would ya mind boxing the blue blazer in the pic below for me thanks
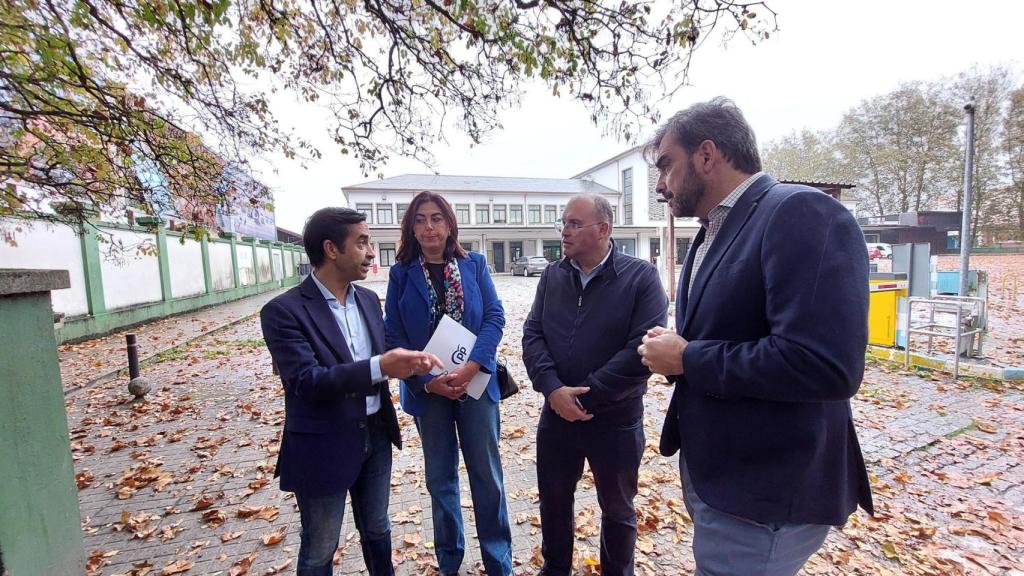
[385,252,505,416]
[260,276,400,497]
[659,175,873,526]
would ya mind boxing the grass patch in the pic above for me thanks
[154,348,185,362]
[945,422,978,438]
[233,338,266,349]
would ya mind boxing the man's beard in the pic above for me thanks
[670,164,705,218]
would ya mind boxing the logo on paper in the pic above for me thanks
[451,345,468,365]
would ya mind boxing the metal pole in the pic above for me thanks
[667,212,676,303]
[126,333,140,380]
[953,304,962,380]
[959,101,976,297]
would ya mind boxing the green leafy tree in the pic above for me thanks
[835,82,961,217]
[945,65,1016,244]
[1,0,778,231]
[1004,87,1024,237]
[761,129,847,184]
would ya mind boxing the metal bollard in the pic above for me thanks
[126,334,140,380]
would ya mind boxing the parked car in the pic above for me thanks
[869,243,893,258]
[511,256,550,277]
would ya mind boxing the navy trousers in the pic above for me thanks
[536,401,645,576]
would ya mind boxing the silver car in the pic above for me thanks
[511,256,550,277]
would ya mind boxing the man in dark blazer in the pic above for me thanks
[638,98,873,576]
[261,207,441,576]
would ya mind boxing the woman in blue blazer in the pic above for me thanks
[384,191,512,576]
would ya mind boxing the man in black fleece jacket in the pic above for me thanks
[523,194,668,576]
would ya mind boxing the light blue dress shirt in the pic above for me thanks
[310,272,386,415]
[571,243,614,289]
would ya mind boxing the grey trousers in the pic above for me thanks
[680,459,831,576]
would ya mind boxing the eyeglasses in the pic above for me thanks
[554,219,603,233]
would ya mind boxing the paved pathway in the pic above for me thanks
[67,275,1023,575]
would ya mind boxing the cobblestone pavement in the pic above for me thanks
[58,288,290,394]
[67,275,1024,576]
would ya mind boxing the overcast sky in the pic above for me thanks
[257,0,1022,233]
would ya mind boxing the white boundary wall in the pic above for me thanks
[101,229,162,310]
[0,220,88,316]
[166,236,205,298]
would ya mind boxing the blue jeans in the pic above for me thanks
[416,393,513,575]
[680,457,831,576]
[295,415,394,576]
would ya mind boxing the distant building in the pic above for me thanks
[858,211,962,254]
[344,150,861,274]
[342,173,662,273]
[276,226,302,245]
[779,181,859,214]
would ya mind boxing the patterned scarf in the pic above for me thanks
[420,255,464,325]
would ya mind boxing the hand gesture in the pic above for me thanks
[381,348,444,380]
[638,332,687,376]
[424,372,465,400]
[446,360,480,390]
[548,386,593,422]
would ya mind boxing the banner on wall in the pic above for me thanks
[215,165,277,240]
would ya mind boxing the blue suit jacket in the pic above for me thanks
[384,252,505,416]
[260,276,400,497]
[659,175,874,526]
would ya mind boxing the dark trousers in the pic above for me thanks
[294,414,394,576]
[536,404,645,576]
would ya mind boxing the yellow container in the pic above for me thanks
[868,279,908,347]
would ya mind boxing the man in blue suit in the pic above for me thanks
[638,98,873,576]
[261,207,441,576]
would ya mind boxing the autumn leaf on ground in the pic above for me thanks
[972,418,998,433]
[76,469,95,489]
[403,532,422,547]
[261,526,287,546]
[254,506,280,522]
[264,559,292,574]
[191,494,218,511]
[201,509,228,527]
[160,559,194,575]
[228,550,258,576]
[974,472,1001,486]
[221,530,245,542]
[159,522,183,541]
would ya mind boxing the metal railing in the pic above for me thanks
[904,295,987,380]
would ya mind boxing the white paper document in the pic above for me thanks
[422,315,491,399]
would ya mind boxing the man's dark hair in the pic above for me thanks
[302,207,366,268]
[644,97,762,174]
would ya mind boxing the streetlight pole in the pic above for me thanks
[959,101,976,297]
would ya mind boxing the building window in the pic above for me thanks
[543,205,557,223]
[493,205,507,224]
[476,205,490,224]
[397,203,407,224]
[461,241,474,252]
[356,203,373,224]
[676,238,691,263]
[455,204,470,224]
[510,205,523,224]
[543,240,562,261]
[378,243,396,266]
[377,203,393,225]
[622,167,633,225]
[528,205,541,224]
